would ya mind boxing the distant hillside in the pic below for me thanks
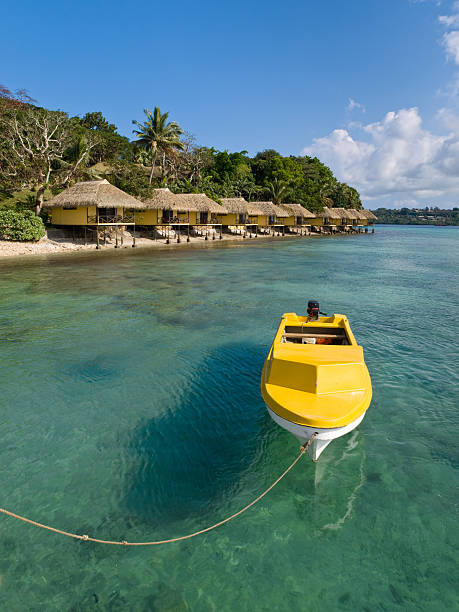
[374,207,459,226]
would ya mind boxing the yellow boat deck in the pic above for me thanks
[261,313,372,428]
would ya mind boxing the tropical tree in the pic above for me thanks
[0,105,98,214]
[267,177,290,204]
[132,107,184,183]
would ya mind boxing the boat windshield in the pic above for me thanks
[281,326,350,345]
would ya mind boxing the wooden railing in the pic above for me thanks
[87,214,135,224]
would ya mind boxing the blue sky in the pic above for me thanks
[2,0,459,208]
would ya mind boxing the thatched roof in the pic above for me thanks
[280,203,315,218]
[346,208,361,219]
[247,202,263,215]
[46,179,145,209]
[143,188,197,211]
[220,197,263,215]
[346,208,369,220]
[360,209,378,220]
[322,206,342,219]
[250,201,289,217]
[272,204,289,218]
[174,193,227,214]
[332,207,354,220]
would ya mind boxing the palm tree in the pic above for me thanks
[267,178,290,204]
[132,107,184,183]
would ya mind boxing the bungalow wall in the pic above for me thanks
[135,210,225,226]
[134,209,159,225]
[283,216,296,226]
[257,214,268,226]
[50,206,138,225]
[51,206,96,225]
[258,214,282,226]
[220,213,257,225]
[310,216,325,226]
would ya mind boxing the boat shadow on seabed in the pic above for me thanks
[123,342,279,529]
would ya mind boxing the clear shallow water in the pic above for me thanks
[0,226,458,611]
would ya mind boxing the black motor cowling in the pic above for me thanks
[307,299,320,320]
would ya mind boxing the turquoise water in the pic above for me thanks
[0,226,458,611]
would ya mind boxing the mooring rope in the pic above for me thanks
[0,434,317,546]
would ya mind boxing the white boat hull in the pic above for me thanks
[267,408,366,461]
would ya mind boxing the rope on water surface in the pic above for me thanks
[0,434,318,546]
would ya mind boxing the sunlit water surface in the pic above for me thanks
[0,226,458,611]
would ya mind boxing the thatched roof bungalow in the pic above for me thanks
[136,190,228,226]
[174,193,226,214]
[330,208,354,226]
[143,188,195,211]
[250,201,289,224]
[137,188,197,225]
[46,179,144,225]
[322,206,342,221]
[360,209,378,221]
[346,208,361,223]
[174,193,227,225]
[280,203,315,226]
[346,208,373,225]
[220,197,263,226]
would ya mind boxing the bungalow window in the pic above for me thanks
[324,217,329,225]
[98,207,115,221]
[342,218,346,225]
[296,216,302,225]
[200,211,208,224]
[163,209,173,222]
[238,213,247,224]
[268,215,275,225]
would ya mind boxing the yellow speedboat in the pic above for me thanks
[261,301,372,461]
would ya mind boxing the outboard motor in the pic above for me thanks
[307,299,320,321]
[307,299,327,321]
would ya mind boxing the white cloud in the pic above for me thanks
[298,2,459,208]
[443,30,459,63]
[347,98,366,113]
[439,14,459,27]
[436,106,459,129]
[302,107,459,203]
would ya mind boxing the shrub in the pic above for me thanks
[0,209,45,241]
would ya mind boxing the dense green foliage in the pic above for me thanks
[0,209,45,241]
[0,85,363,215]
[374,207,459,225]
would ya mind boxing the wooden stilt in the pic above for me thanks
[115,228,119,248]
[96,229,100,249]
